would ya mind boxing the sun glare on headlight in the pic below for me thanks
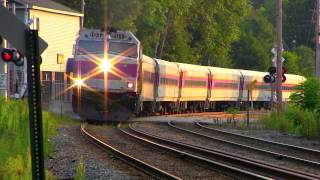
[75,78,84,86]
[101,59,111,72]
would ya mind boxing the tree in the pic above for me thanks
[231,8,274,71]
[187,0,251,66]
[54,0,104,28]
[290,78,320,111]
[294,46,315,77]
[283,51,300,74]
[283,0,315,49]
[107,0,142,32]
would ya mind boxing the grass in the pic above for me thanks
[0,97,78,179]
[75,156,85,180]
[263,105,320,139]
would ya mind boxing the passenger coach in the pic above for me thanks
[67,29,306,121]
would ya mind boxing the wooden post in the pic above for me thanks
[275,0,283,113]
[247,89,250,127]
[1,0,7,98]
[81,0,85,29]
[316,0,320,79]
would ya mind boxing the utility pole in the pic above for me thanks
[81,0,85,29]
[316,0,320,79]
[1,0,7,98]
[276,0,283,113]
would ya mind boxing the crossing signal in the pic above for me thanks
[282,66,286,82]
[264,66,276,83]
[263,74,275,83]
[268,66,276,75]
[1,48,24,66]
[263,66,287,83]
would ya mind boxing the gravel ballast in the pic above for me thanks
[133,123,320,176]
[47,125,148,179]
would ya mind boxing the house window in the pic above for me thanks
[55,72,64,82]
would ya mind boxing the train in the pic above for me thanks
[66,29,305,121]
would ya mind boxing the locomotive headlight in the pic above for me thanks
[101,59,111,72]
[127,82,134,89]
[75,78,84,86]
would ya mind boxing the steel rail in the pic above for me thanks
[169,121,320,167]
[196,121,320,156]
[80,123,181,180]
[129,123,319,180]
[119,124,271,180]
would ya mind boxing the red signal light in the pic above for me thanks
[3,52,12,61]
[282,67,286,74]
[282,75,286,83]
[1,49,24,66]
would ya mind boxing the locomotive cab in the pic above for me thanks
[71,29,141,121]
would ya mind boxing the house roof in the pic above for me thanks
[13,0,83,16]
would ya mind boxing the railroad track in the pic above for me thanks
[130,123,319,180]
[80,123,181,180]
[122,124,269,179]
[168,121,320,168]
[196,121,320,159]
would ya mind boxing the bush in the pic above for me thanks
[263,78,320,139]
[226,107,240,120]
[264,105,320,138]
[0,97,76,179]
[290,78,320,111]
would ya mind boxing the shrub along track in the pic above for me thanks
[81,124,233,180]
[133,122,320,179]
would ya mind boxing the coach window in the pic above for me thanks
[143,71,153,83]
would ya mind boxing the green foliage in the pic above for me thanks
[283,0,315,49]
[283,46,315,77]
[0,97,76,179]
[264,106,320,138]
[290,78,320,111]
[294,46,315,77]
[54,0,316,75]
[54,0,250,67]
[231,0,315,75]
[265,78,320,139]
[226,107,240,116]
[75,157,85,180]
[226,107,240,120]
[186,0,251,66]
[232,8,274,71]
[283,51,300,74]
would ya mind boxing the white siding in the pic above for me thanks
[30,9,80,72]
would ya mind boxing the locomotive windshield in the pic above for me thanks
[109,42,137,58]
[77,40,137,58]
[77,40,104,54]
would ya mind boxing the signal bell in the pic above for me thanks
[1,48,24,66]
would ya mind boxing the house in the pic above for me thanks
[5,0,83,98]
